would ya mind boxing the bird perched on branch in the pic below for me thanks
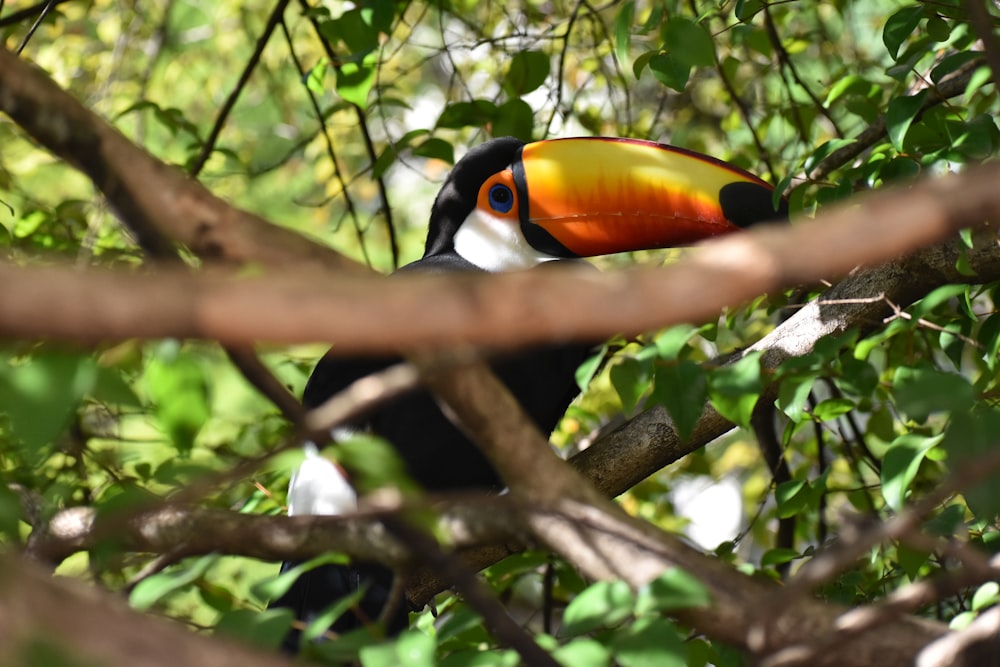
[270,136,788,654]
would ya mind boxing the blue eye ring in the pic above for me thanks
[488,184,514,213]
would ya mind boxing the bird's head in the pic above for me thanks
[424,136,788,272]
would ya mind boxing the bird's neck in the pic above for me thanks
[453,209,560,272]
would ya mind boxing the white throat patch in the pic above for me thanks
[453,208,559,272]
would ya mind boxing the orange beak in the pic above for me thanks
[475,137,786,257]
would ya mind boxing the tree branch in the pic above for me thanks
[0,46,365,273]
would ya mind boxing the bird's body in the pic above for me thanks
[271,136,787,654]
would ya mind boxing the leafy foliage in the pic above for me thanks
[1,0,999,665]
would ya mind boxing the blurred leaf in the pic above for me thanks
[412,137,455,164]
[144,351,210,453]
[761,548,800,567]
[215,608,293,649]
[972,581,1000,611]
[504,51,549,97]
[610,357,651,416]
[775,479,809,519]
[306,59,328,94]
[707,352,762,429]
[654,325,698,360]
[886,90,929,151]
[612,617,687,667]
[648,53,690,91]
[614,1,635,72]
[0,349,97,454]
[360,630,435,667]
[492,99,534,142]
[634,567,710,614]
[942,408,1000,520]
[651,361,707,440]
[881,432,942,512]
[662,17,715,67]
[811,397,855,422]
[891,365,975,423]
[553,639,611,667]
[130,555,217,611]
[336,53,378,108]
[563,580,635,636]
[883,6,924,60]
[575,345,608,392]
[437,100,498,129]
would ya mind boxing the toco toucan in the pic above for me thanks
[270,136,788,653]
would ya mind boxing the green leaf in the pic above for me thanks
[896,542,930,579]
[972,581,1000,611]
[649,53,691,91]
[942,408,1000,520]
[412,137,454,164]
[735,0,765,22]
[964,66,994,106]
[654,325,698,360]
[662,17,715,67]
[328,9,379,55]
[436,100,498,129]
[144,351,210,453]
[651,361,707,440]
[925,15,951,42]
[0,349,97,454]
[931,51,982,84]
[886,90,929,151]
[811,397,855,422]
[215,608,294,649]
[834,356,879,399]
[634,567,711,614]
[336,53,377,108]
[360,630,435,667]
[491,98,534,141]
[707,352,762,428]
[130,555,217,610]
[553,639,611,667]
[610,357,651,416]
[562,580,635,636]
[612,617,688,667]
[891,365,975,423]
[306,59,328,94]
[614,1,635,71]
[575,345,608,392]
[761,548,801,567]
[776,368,818,423]
[910,284,970,318]
[883,6,924,60]
[775,479,809,519]
[504,50,550,97]
[881,432,942,512]
[338,434,419,493]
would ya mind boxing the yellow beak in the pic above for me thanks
[476,137,786,257]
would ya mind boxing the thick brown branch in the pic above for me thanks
[0,46,364,273]
[0,161,997,349]
[0,554,292,667]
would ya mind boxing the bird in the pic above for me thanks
[270,136,788,654]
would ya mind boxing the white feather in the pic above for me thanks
[287,443,357,517]
[453,208,559,272]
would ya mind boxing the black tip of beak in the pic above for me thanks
[720,182,789,228]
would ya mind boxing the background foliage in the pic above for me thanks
[1,0,999,665]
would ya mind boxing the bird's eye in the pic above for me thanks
[488,184,514,213]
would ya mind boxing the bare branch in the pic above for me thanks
[0,160,997,350]
[0,46,365,273]
[0,554,293,667]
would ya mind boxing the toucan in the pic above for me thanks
[270,136,788,653]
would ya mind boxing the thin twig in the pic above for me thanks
[188,0,292,176]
